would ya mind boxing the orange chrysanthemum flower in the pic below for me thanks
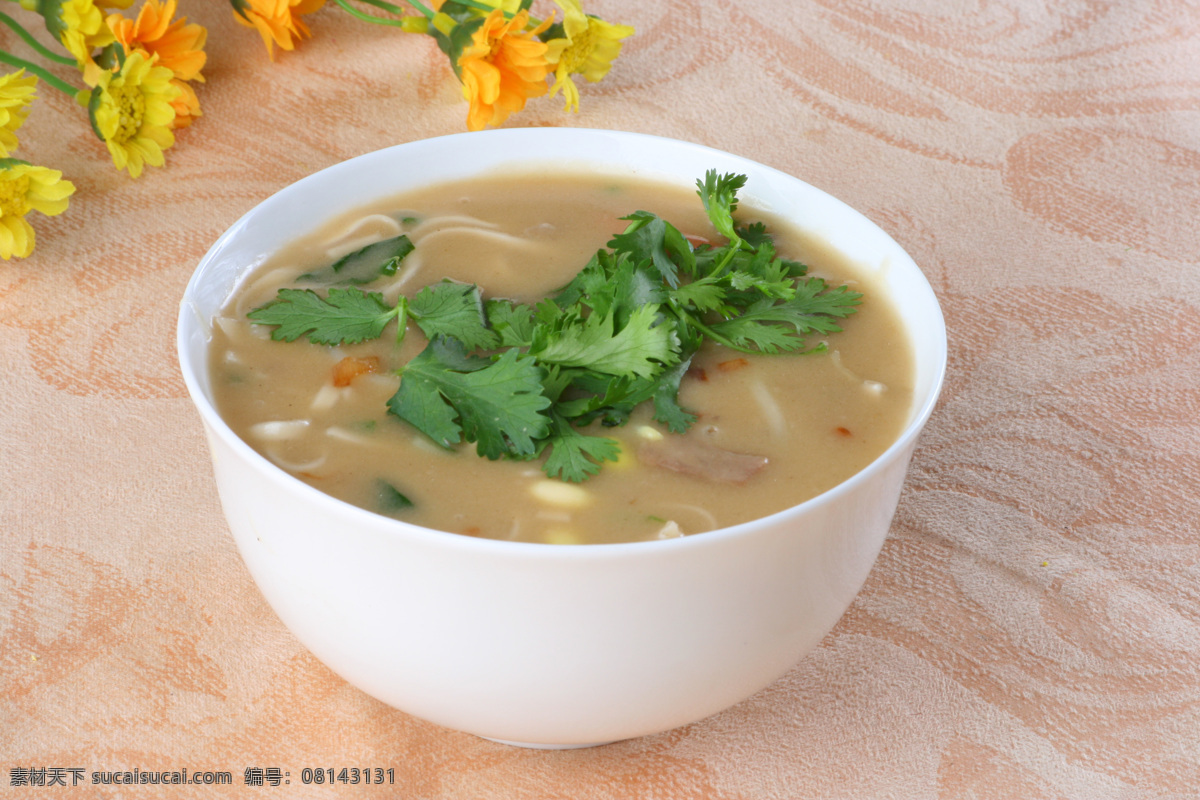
[232,0,326,59]
[457,10,551,132]
[167,78,201,128]
[108,0,207,82]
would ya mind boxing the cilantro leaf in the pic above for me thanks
[552,251,618,311]
[410,281,498,351]
[388,338,551,459]
[247,169,864,484]
[553,250,667,329]
[386,355,466,450]
[550,353,697,434]
[486,298,536,347]
[709,279,862,353]
[552,373,638,426]
[708,315,807,353]
[727,241,794,297]
[738,221,772,249]
[696,171,748,246]
[726,268,794,301]
[538,363,575,405]
[247,287,399,344]
[769,278,862,325]
[670,276,727,314]
[541,415,621,482]
[376,479,415,515]
[648,357,698,433]
[608,211,694,286]
[532,305,679,379]
[300,235,415,285]
[608,257,669,327]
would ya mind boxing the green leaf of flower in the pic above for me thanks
[429,14,485,80]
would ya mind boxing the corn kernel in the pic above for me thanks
[544,527,583,545]
[607,445,637,471]
[636,425,664,442]
[530,480,592,509]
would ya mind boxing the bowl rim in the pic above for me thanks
[178,128,947,557]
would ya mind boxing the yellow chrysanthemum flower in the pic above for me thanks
[84,51,179,178]
[108,0,206,128]
[544,0,634,113]
[458,10,551,132]
[0,159,75,259]
[232,0,326,59]
[109,0,207,83]
[0,71,38,158]
[56,0,117,74]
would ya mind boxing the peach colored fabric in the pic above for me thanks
[4,1,1199,797]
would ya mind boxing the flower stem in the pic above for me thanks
[395,0,436,20]
[332,0,410,27]
[0,10,74,65]
[359,0,413,15]
[445,0,519,18]
[0,50,78,96]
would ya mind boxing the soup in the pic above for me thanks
[208,171,914,544]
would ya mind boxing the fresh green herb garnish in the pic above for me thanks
[386,338,550,459]
[541,412,622,482]
[376,479,415,515]
[247,280,494,347]
[246,287,396,345]
[300,234,415,285]
[697,171,747,248]
[248,171,862,482]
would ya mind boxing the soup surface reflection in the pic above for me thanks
[209,172,914,544]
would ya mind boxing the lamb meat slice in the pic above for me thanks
[638,435,768,484]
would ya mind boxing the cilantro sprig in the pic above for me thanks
[247,286,398,345]
[387,338,549,459]
[247,280,496,348]
[247,171,862,482]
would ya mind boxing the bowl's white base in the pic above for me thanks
[482,736,617,750]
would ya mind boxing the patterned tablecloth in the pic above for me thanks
[4,1,1198,797]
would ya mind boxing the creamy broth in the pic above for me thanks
[209,172,914,544]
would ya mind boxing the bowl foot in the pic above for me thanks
[481,736,617,750]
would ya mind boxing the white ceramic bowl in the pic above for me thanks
[178,129,946,748]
